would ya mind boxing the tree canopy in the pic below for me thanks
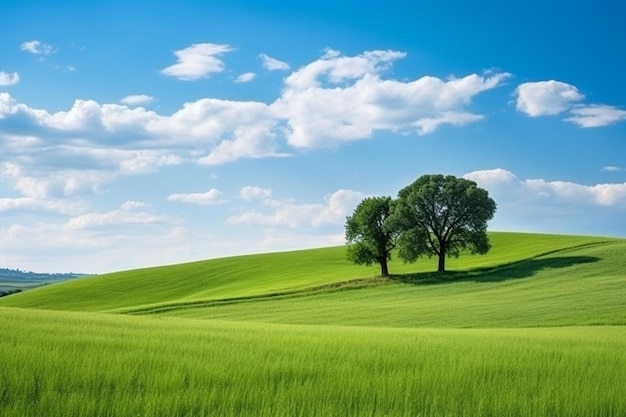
[345,196,397,277]
[392,174,496,272]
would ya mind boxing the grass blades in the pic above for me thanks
[1,232,625,416]
[1,307,625,417]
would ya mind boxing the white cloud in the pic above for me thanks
[196,121,290,165]
[463,168,517,188]
[226,189,366,228]
[0,49,511,178]
[285,48,406,90]
[0,197,86,215]
[66,201,172,230]
[120,95,154,106]
[20,40,56,55]
[117,151,183,174]
[462,168,626,207]
[274,50,510,147]
[0,221,208,273]
[120,200,150,210]
[161,43,233,80]
[148,97,272,145]
[603,166,624,172]
[0,71,19,86]
[515,80,584,116]
[516,80,626,128]
[413,111,483,135]
[240,186,272,200]
[1,162,115,198]
[167,189,226,205]
[259,53,290,71]
[522,179,626,206]
[235,72,256,83]
[565,104,626,128]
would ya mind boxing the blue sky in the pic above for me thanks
[1,0,625,273]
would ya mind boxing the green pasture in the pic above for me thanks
[151,238,626,327]
[1,232,625,416]
[1,308,625,417]
[0,232,614,313]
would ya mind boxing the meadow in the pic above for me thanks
[1,232,625,416]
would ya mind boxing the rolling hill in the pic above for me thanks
[1,232,620,321]
[1,231,625,417]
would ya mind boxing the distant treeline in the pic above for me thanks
[0,268,87,282]
[0,288,22,298]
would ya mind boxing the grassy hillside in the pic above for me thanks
[1,231,626,417]
[0,232,615,314]
[0,233,626,417]
[154,238,626,328]
[1,307,625,417]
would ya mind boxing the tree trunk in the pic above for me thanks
[380,258,389,277]
[437,242,446,272]
[438,252,445,272]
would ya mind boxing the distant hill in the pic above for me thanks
[2,232,623,324]
[0,268,86,282]
[0,268,88,296]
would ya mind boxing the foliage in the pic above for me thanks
[393,174,496,272]
[345,196,398,276]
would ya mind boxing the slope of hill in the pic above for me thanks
[154,238,626,328]
[0,269,85,295]
[1,231,625,417]
[0,232,620,321]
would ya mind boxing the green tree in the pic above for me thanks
[345,196,398,277]
[392,174,496,273]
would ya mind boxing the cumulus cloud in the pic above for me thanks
[226,189,366,228]
[0,71,19,86]
[167,189,226,205]
[240,186,272,200]
[0,48,512,190]
[120,95,154,106]
[284,48,406,90]
[1,161,115,198]
[66,201,172,230]
[20,40,56,55]
[516,80,626,128]
[196,122,290,165]
[413,111,483,135]
[515,80,584,116]
[522,179,626,206]
[235,72,256,83]
[462,168,626,207]
[259,53,290,71]
[274,50,510,147]
[0,197,86,215]
[161,43,233,80]
[0,221,209,273]
[565,104,626,128]
[463,168,517,188]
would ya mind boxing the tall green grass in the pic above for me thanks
[1,307,625,417]
[1,232,624,416]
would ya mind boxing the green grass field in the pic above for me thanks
[1,232,625,416]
